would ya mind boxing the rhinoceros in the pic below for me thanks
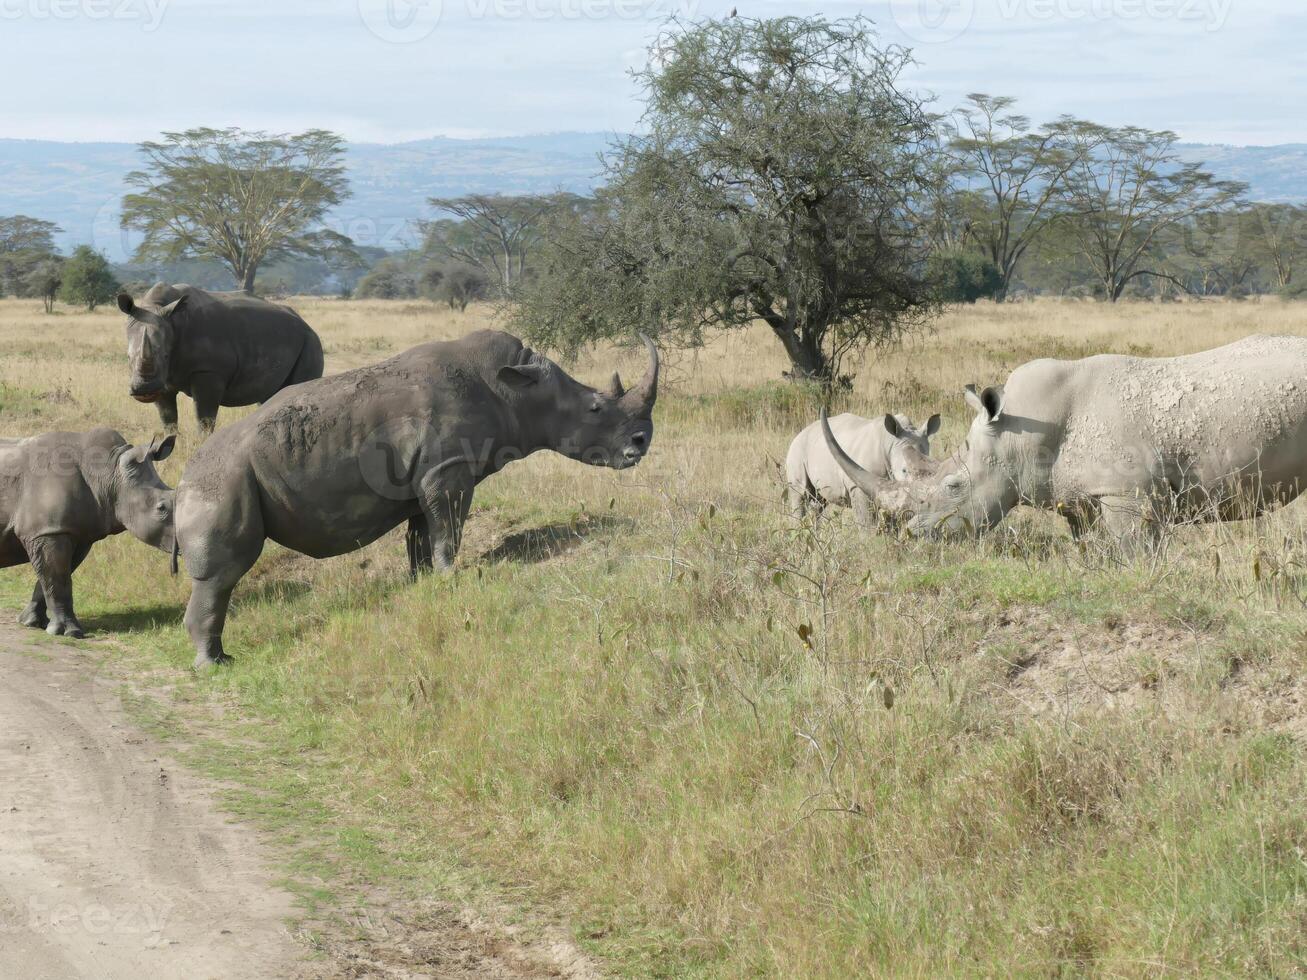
[786,411,939,521]
[0,429,176,638]
[175,329,658,668]
[118,283,324,435]
[824,335,1307,546]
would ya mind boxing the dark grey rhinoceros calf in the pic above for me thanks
[176,330,658,668]
[0,429,176,638]
[118,283,324,435]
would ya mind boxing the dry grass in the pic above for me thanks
[1,295,1305,977]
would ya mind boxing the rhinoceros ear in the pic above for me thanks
[964,384,1004,422]
[882,414,903,438]
[497,363,548,390]
[926,413,942,437]
[161,295,188,318]
[117,292,135,315]
[150,433,177,462]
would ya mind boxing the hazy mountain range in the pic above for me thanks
[1,133,1304,262]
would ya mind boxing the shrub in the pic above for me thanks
[353,259,418,299]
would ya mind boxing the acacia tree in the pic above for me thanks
[946,94,1087,301]
[121,127,356,294]
[514,16,938,383]
[1244,203,1307,289]
[1058,124,1246,301]
[422,194,573,296]
[22,258,63,313]
[0,214,62,296]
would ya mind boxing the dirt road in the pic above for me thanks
[0,622,599,980]
[0,625,303,980]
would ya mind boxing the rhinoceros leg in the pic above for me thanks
[156,391,180,435]
[181,506,265,669]
[1096,493,1164,554]
[18,580,49,630]
[190,372,224,437]
[408,468,474,578]
[26,535,89,639]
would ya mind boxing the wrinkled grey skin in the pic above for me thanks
[828,335,1307,548]
[176,330,658,669]
[786,411,939,524]
[0,429,176,639]
[119,283,324,436]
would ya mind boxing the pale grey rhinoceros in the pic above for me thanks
[175,330,658,668]
[824,335,1307,547]
[786,411,939,522]
[118,283,324,435]
[0,429,176,638]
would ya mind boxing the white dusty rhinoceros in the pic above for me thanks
[175,330,658,669]
[0,429,176,638]
[823,335,1307,546]
[785,411,939,522]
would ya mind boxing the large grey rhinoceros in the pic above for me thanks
[786,411,939,521]
[824,335,1307,546]
[0,429,176,638]
[176,329,658,668]
[118,283,324,435]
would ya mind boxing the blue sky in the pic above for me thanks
[0,0,1301,144]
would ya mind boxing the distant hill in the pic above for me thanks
[1,133,1304,261]
[0,133,616,261]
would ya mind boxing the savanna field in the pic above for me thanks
[1,295,1305,976]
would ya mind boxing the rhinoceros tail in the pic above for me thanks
[171,536,180,577]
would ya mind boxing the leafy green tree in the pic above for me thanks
[1058,124,1245,301]
[22,257,64,313]
[946,94,1086,301]
[514,16,939,383]
[121,127,357,294]
[927,249,1002,303]
[58,246,119,310]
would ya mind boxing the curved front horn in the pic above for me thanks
[623,333,659,414]
[820,407,893,504]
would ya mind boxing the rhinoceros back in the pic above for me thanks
[182,332,526,559]
[165,285,324,406]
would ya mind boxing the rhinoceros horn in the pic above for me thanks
[618,333,659,415]
[820,407,895,504]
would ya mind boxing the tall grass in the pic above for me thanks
[1,295,1304,976]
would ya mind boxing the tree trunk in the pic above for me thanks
[239,264,257,295]
[771,325,830,383]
